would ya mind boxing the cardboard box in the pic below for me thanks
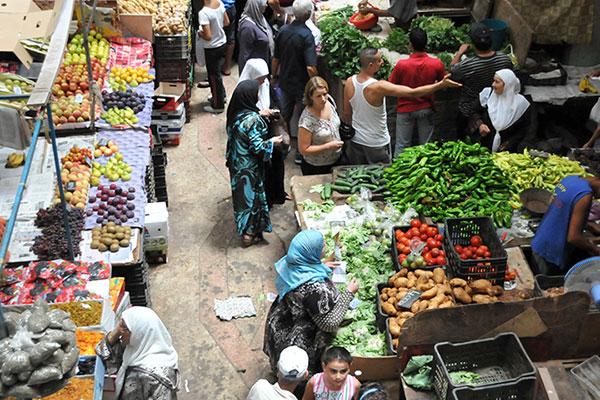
[0,0,63,68]
[118,13,153,42]
[144,202,168,252]
[153,82,186,111]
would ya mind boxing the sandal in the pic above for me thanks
[285,193,294,201]
[242,234,263,247]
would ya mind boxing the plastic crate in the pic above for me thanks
[433,333,536,400]
[451,376,537,400]
[444,217,507,284]
[391,225,447,271]
[160,133,181,146]
[571,355,600,399]
[155,59,191,82]
[533,274,565,297]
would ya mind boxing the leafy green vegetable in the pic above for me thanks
[383,28,410,54]
[318,6,391,80]
[300,199,335,214]
[326,224,394,356]
[410,16,470,53]
[449,371,481,385]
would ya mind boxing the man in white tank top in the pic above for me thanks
[342,48,461,165]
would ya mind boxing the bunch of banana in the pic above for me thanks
[579,75,598,94]
[5,152,25,168]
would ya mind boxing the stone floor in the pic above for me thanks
[147,70,302,399]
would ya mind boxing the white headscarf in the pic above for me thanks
[238,58,271,111]
[240,0,275,55]
[115,307,179,396]
[480,69,530,151]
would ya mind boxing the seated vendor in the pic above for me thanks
[532,175,600,275]
[358,0,417,29]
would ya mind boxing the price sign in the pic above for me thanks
[396,289,422,309]
[74,94,84,104]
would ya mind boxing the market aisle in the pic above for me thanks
[148,70,301,399]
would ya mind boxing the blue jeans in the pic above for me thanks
[395,108,434,155]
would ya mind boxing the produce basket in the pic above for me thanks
[533,274,565,298]
[519,188,553,216]
[519,65,567,86]
[433,333,536,400]
[384,318,397,355]
[444,217,507,284]
[392,225,447,272]
[375,283,387,332]
[451,376,537,400]
[571,355,600,399]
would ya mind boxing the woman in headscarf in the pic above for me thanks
[237,0,275,74]
[238,59,290,208]
[477,69,531,152]
[227,80,283,247]
[95,307,179,400]
[263,230,359,374]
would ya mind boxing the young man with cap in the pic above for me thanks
[246,346,309,400]
[450,23,513,140]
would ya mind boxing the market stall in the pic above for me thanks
[289,139,600,398]
[0,0,187,397]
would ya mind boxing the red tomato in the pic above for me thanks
[436,256,446,265]
[439,250,445,257]
[435,240,442,248]
[402,247,410,255]
[435,234,443,242]
[410,219,421,228]
[460,253,468,260]
[399,254,407,263]
[423,251,433,262]
[475,247,486,257]
[419,224,429,234]
[395,230,403,240]
[463,249,473,259]
[454,244,463,254]
[410,227,420,237]
[423,246,430,254]
[400,237,410,246]
[484,251,491,258]
[396,243,403,251]
[431,248,440,257]
[479,245,489,253]
[420,233,428,241]
[426,238,437,249]
[470,235,483,247]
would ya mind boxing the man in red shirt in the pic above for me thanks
[389,28,446,155]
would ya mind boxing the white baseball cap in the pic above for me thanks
[277,346,309,379]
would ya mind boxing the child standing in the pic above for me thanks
[302,347,361,400]
[198,0,230,113]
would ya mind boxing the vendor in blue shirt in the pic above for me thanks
[532,175,600,275]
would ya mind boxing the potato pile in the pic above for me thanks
[117,0,157,14]
[155,0,189,35]
[381,268,504,351]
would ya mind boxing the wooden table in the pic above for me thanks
[290,174,332,230]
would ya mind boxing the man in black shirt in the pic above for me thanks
[451,23,513,140]
[271,0,318,163]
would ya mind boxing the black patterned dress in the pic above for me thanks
[263,279,354,373]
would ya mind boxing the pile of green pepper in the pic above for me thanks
[384,141,514,227]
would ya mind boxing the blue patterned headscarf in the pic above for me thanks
[275,230,331,299]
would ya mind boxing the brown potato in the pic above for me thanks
[449,278,467,287]
[470,279,493,294]
[417,274,429,286]
[416,281,434,292]
[472,294,492,304]
[396,289,408,300]
[439,300,454,308]
[415,270,434,279]
[432,268,446,284]
[387,297,396,304]
[382,287,390,294]
[389,318,401,337]
[410,300,421,313]
[380,293,389,302]
[418,300,430,311]
[487,285,504,297]
[394,277,409,288]
[392,338,399,349]
[453,287,472,304]
[399,268,409,277]
[407,272,416,280]
[398,311,414,319]
[388,276,396,286]
[407,278,416,289]
[420,286,438,300]
[464,285,473,295]
[438,283,452,295]
[382,302,397,316]
[397,317,407,327]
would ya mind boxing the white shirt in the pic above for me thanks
[246,380,297,400]
[198,3,226,49]
[350,75,390,147]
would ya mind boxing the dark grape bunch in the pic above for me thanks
[87,183,136,226]
[31,205,85,260]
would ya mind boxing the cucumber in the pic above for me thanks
[332,184,351,193]
[333,178,352,188]
[361,183,378,190]
[321,183,332,200]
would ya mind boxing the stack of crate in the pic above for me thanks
[112,260,152,307]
